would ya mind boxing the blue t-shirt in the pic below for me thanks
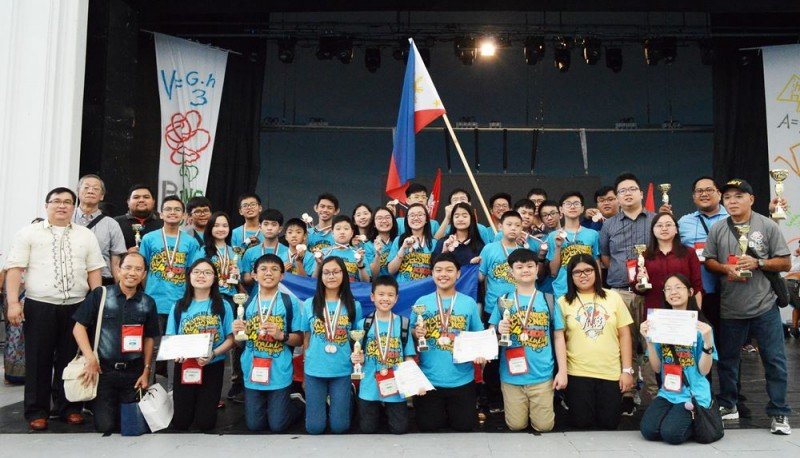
[489,291,564,385]
[653,331,717,408]
[301,298,363,378]
[364,240,391,278]
[441,224,495,245]
[307,227,335,253]
[231,225,264,251]
[239,292,302,391]
[166,298,234,365]
[396,218,440,236]
[208,245,238,297]
[355,315,417,403]
[678,208,729,294]
[318,246,362,282]
[479,241,519,315]
[410,292,484,388]
[388,236,435,283]
[139,230,202,314]
[240,242,290,275]
[546,228,600,300]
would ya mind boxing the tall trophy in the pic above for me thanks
[233,293,249,341]
[497,297,514,346]
[634,244,652,290]
[736,225,753,278]
[349,330,366,380]
[658,183,672,205]
[411,304,429,352]
[227,254,240,285]
[769,169,789,220]
[132,223,143,247]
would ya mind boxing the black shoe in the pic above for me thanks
[621,397,637,417]
[227,383,243,401]
[791,328,800,339]
[738,402,752,419]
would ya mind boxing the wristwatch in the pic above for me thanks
[757,259,765,269]
[622,367,634,375]
[702,346,714,355]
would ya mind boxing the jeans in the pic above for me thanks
[640,396,693,444]
[304,374,352,434]
[244,386,301,432]
[717,305,791,416]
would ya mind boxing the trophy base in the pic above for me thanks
[227,280,239,285]
[235,332,248,342]
[772,211,786,220]
[498,338,511,347]
[739,269,753,278]
[637,280,652,291]
[417,344,429,352]
[351,373,364,381]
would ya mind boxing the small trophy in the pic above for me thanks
[634,244,652,290]
[233,293,249,342]
[411,304,429,352]
[132,224,143,247]
[658,183,672,205]
[349,330,366,380]
[226,254,240,285]
[769,169,789,220]
[497,297,514,347]
[736,225,753,278]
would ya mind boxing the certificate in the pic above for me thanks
[646,309,698,346]
[156,333,213,361]
[394,360,435,398]
[452,329,499,363]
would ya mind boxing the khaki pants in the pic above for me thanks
[501,380,555,432]
[612,289,657,397]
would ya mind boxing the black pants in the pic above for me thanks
[172,360,225,432]
[153,314,169,379]
[358,398,409,434]
[94,362,142,433]
[230,345,244,385]
[703,293,721,342]
[479,311,502,407]
[565,375,622,430]
[23,299,81,421]
[414,382,476,432]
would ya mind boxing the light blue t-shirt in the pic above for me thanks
[364,240,391,278]
[166,298,234,365]
[240,242,290,275]
[489,291,564,385]
[678,208,728,294]
[653,331,717,408]
[410,292,484,388]
[317,246,362,282]
[355,314,416,403]
[396,218,440,237]
[239,292,302,391]
[208,245,239,297]
[388,236,434,283]
[301,298,363,378]
[231,225,264,251]
[479,241,519,315]
[546,228,600,300]
[307,227,335,253]
[139,229,202,314]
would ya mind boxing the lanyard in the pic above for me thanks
[436,293,457,334]
[257,291,279,327]
[575,294,599,328]
[373,315,394,366]
[322,299,343,342]
[161,230,181,270]
[515,290,539,329]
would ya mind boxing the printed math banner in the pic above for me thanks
[154,33,228,204]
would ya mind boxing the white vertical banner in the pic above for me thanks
[154,33,228,204]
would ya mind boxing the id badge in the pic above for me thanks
[181,359,203,385]
[506,347,529,376]
[121,324,144,353]
[375,368,399,397]
[662,364,683,393]
[250,357,272,385]
[694,242,706,262]
[626,259,638,283]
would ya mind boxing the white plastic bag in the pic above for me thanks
[138,383,173,432]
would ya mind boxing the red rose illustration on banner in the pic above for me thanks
[165,110,211,165]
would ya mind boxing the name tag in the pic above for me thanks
[376,369,399,397]
[121,324,144,353]
[626,259,638,283]
[250,357,272,385]
[181,359,203,385]
[662,364,683,393]
[506,346,529,376]
[694,242,706,262]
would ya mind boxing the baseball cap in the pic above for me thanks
[720,178,754,195]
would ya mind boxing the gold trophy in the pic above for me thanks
[497,297,514,346]
[736,225,753,278]
[132,224,143,247]
[411,304,429,352]
[226,254,240,285]
[769,169,789,220]
[349,330,366,380]
[233,293,249,341]
[634,244,652,290]
[658,183,671,205]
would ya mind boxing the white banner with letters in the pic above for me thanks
[155,33,228,204]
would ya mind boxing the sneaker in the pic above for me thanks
[621,397,637,417]
[719,405,739,420]
[290,392,306,404]
[226,383,243,401]
[742,344,758,353]
[771,416,791,435]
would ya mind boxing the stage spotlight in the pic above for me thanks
[643,38,660,66]
[524,36,546,65]
[277,37,296,64]
[582,38,602,65]
[605,47,623,73]
[365,47,380,73]
[316,36,336,60]
[479,37,497,57]
[392,39,409,61]
[419,47,431,67]
[454,36,476,65]
[336,36,354,64]
[643,37,676,66]
[554,37,571,72]
[661,37,677,64]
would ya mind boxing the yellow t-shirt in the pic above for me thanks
[558,289,633,381]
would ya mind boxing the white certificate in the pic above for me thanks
[647,309,698,346]
[156,333,213,361]
[452,329,499,363]
[394,360,435,398]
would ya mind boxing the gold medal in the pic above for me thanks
[520,333,529,342]
[166,270,175,279]
[438,336,451,346]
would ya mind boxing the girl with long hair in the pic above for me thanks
[203,212,240,299]
[366,206,398,279]
[387,203,435,282]
[432,202,485,266]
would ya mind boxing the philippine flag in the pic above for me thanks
[385,38,446,201]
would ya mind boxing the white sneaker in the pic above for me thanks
[719,405,739,420]
[771,416,791,435]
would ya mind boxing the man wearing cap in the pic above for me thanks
[703,178,792,435]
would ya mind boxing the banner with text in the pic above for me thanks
[155,33,228,204]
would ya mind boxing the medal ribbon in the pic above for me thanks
[217,246,230,277]
[515,290,539,330]
[373,315,394,367]
[436,293,457,336]
[161,230,181,273]
[261,239,279,256]
[322,299,343,342]
[257,290,279,328]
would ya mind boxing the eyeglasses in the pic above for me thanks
[541,211,560,219]
[48,199,75,207]
[663,285,688,293]
[693,188,718,196]
[322,269,343,277]
[191,269,215,277]
[530,198,545,205]
[240,202,260,209]
[374,215,393,222]
[617,186,640,195]
[121,265,145,273]
[256,266,281,274]
[597,197,616,204]
[191,208,211,216]
[407,213,426,220]
[80,186,102,192]
[655,223,676,229]
[162,206,183,213]
[571,268,595,277]
[492,204,510,210]
[562,201,582,209]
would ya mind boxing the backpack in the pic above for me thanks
[352,313,410,355]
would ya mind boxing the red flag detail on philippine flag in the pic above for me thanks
[645,182,656,212]
[427,168,443,219]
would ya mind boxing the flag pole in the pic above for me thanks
[441,113,497,233]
